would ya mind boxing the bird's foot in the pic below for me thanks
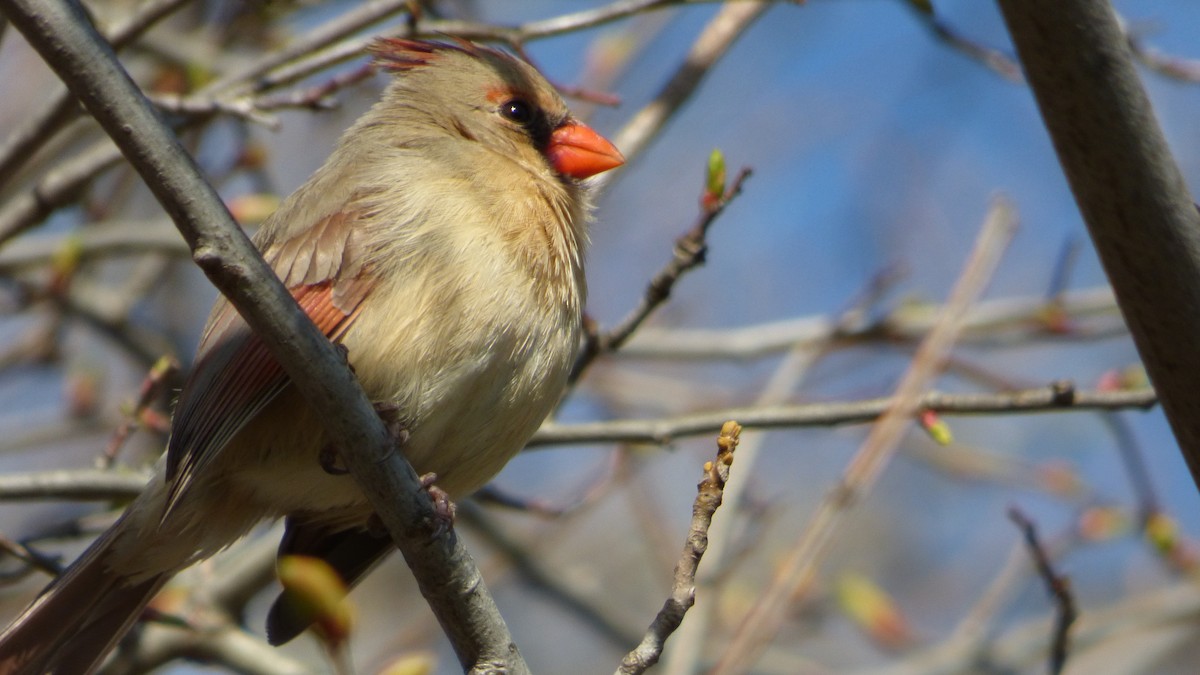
[419,472,456,536]
[318,445,348,475]
[319,404,409,475]
[373,401,410,446]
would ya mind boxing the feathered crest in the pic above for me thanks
[368,37,497,72]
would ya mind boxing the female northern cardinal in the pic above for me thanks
[0,38,623,673]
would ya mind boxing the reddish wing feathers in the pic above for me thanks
[165,200,374,518]
[163,282,363,517]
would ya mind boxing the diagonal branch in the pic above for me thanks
[0,1,527,672]
[617,421,742,674]
[571,167,752,383]
[710,198,1019,674]
[996,0,1200,495]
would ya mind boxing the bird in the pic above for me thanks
[0,37,623,674]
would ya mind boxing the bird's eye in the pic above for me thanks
[500,99,536,127]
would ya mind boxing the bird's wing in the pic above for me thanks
[163,208,374,518]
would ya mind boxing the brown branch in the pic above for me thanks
[712,198,1018,674]
[570,167,752,383]
[1125,21,1200,83]
[457,502,639,651]
[0,0,193,189]
[616,421,741,675]
[595,1,771,187]
[996,0,1200,494]
[0,468,150,501]
[100,356,178,467]
[529,383,1157,448]
[1,2,528,672]
[899,0,1023,82]
[1008,507,1077,675]
[618,286,1124,361]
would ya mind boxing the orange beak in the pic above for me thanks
[546,121,624,179]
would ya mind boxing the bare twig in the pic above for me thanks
[898,0,1023,82]
[0,534,62,579]
[711,198,1018,674]
[596,1,771,189]
[571,167,752,383]
[0,384,1155,504]
[200,0,414,95]
[0,220,186,273]
[458,502,639,650]
[2,2,528,672]
[1008,507,1077,675]
[1099,412,1160,525]
[663,275,899,675]
[1124,21,1200,82]
[101,623,309,675]
[236,0,780,97]
[619,286,1124,361]
[100,356,177,467]
[617,421,741,674]
[529,383,1157,448]
[0,0,193,189]
[0,139,130,246]
[856,576,1200,675]
[0,469,150,501]
[253,63,377,112]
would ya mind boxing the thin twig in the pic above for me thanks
[1099,412,1160,525]
[1008,507,1077,675]
[616,421,741,674]
[0,139,131,246]
[595,1,771,191]
[898,0,1023,83]
[200,0,415,95]
[0,469,150,501]
[0,534,63,579]
[458,503,639,650]
[100,356,178,467]
[1124,20,1200,83]
[0,0,193,189]
[0,220,186,273]
[529,383,1157,448]
[711,198,1019,674]
[571,167,752,383]
[236,0,780,97]
[2,2,528,671]
[619,286,1124,361]
[662,272,902,675]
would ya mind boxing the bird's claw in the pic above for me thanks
[419,472,456,536]
[318,445,348,475]
[373,401,409,446]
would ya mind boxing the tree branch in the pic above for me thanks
[996,0,1200,493]
[0,1,527,672]
[529,383,1156,448]
[712,198,1018,674]
[617,421,741,674]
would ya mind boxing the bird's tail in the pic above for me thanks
[0,511,172,675]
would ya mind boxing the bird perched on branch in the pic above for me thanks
[0,37,623,674]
